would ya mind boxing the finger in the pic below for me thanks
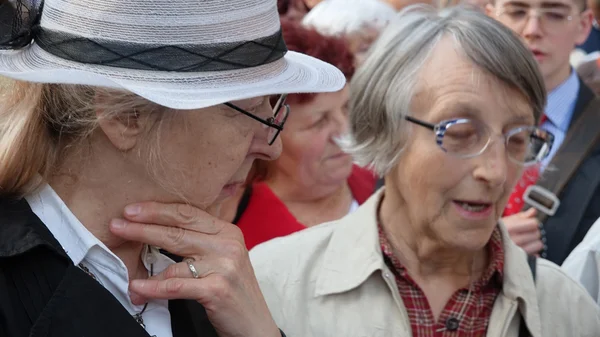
[522,207,537,218]
[130,290,147,306]
[129,274,234,303]
[109,219,221,256]
[505,218,540,234]
[122,202,224,235]
[150,258,215,282]
[512,230,542,246]
[521,240,544,255]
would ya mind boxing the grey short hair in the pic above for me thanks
[340,5,546,176]
[302,0,397,37]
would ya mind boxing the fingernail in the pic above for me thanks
[125,204,141,216]
[111,219,127,229]
[130,279,144,289]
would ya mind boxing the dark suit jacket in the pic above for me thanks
[544,80,600,265]
[0,197,220,337]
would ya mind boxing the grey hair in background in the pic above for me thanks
[301,0,397,37]
[339,4,546,176]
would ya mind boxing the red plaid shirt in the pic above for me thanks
[380,227,504,337]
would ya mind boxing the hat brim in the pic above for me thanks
[0,44,346,109]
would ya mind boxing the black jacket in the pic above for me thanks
[544,80,600,265]
[0,197,220,337]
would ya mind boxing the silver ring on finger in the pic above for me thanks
[185,258,200,279]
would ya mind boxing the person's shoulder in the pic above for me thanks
[250,219,338,269]
[535,258,600,334]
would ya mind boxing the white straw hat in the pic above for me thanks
[0,0,346,110]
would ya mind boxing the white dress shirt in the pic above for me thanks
[25,183,175,337]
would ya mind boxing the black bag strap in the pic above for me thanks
[526,96,600,224]
[519,255,537,337]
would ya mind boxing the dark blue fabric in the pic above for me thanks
[579,26,600,54]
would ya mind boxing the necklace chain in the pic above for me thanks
[435,259,476,333]
[78,260,155,334]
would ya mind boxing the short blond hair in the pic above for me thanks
[0,81,169,198]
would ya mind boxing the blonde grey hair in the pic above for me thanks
[341,5,546,176]
[0,81,174,198]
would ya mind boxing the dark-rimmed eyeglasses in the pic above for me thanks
[405,116,555,166]
[224,94,289,145]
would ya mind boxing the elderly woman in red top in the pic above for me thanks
[221,19,376,250]
[249,5,600,337]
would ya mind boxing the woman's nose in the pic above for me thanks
[261,135,283,161]
[331,108,350,138]
[473,140,508,187]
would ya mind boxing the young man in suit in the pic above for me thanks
[488,0,600,265]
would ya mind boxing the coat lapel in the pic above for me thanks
[0,197,219,337]
[544,80,599,263]
[169,300,219,337]
[30,263,151,337]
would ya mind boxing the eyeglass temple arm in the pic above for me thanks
[223,102,282,130]
[405,116,436,130]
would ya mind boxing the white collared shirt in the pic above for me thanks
[25,184,175,337]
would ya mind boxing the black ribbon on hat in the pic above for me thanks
[0,0,288,72]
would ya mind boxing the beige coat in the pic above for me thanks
[250,190,600,337]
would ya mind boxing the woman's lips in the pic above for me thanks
[531,49,546,61]
[452,200,493,220]
[327,152,349,160]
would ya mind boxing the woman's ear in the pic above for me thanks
[96,107,147,152]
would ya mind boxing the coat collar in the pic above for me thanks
[0,196,218,337]
[0,197,64,258]
[316,189,542,336]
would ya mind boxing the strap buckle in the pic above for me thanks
[523,185,560,216]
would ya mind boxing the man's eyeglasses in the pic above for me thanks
[497,6,578,31]
[224,94,289,145]
[405,116,555,166]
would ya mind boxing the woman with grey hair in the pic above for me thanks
[250,5,600,337]
[0,0,345,336]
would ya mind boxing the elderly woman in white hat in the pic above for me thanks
[0,0,344,336]
[250,5,600,337]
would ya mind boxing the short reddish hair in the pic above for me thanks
[280,18,354,105]
[246,20,354,184]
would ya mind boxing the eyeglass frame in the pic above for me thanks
[495,4,584,31]
[224,94,289,146]
[404,115,555,166]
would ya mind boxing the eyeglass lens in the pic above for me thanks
[438,119,552,165]
[500,7,574,31]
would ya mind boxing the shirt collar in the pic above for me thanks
[379,224,505,292]
[25,183,100,265]
[545,70,579,131]
[316,189,541,332]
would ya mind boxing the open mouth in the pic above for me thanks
[453,200,492,213]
